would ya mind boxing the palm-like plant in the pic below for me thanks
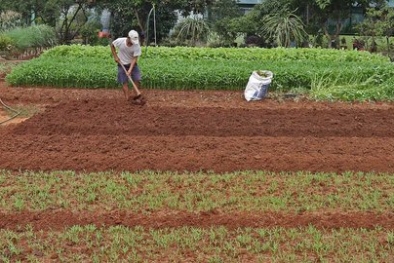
[261,8,307,47]
[175,16,210,46]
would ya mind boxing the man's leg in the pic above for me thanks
[118,64,131,100]
[131,65,142,97]
[122,82,129,100]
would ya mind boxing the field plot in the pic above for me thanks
[1,83,394,262]
[1,85,394,173]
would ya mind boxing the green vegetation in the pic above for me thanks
[1,170,393,213]
[1,225,393,262]
[0,62,6,74]
[0,60,19,77]
[5,45,394,101]
[4,25,57,51]
[1,169,394,262]
[1,2,393,262]
[0,25,57,58]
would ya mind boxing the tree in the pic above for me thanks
[206,0,240,22]
[172,17,210,46]
[219,0,301,47]
[356,2,394,53]
[0,0,95,44]
[261,7,308,47]
[234,0,389,48]
[207,0,243,46]
[57,0,93,44]
[0,0,35,25]
[96,0,183,43]
[304,0,388,47]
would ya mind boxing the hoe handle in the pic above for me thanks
[120,64,141,95]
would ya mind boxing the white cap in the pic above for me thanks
[128,30,139,45]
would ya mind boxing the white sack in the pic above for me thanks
[244,70,273,101]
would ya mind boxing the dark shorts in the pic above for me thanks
[117,64,141,84]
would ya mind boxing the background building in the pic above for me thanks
[237,0,263,14]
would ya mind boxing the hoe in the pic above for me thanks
[120,64,147,106]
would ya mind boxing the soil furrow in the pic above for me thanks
[1,211,394,231]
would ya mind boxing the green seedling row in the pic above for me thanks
[1,170,394,213]
[5,45,394,101]
[1,225,393,262]
[1,170,393,262]
[42,45,390,64]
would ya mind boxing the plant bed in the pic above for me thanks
[1,70,394,262]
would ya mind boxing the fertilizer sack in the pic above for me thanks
[244,70,273,101]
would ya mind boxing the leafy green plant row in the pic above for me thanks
[7,56,393,92]
[6,57,117,88]
[6,45,394,101]
[1,224,393,262]
[143,45,393,64]
[1,170,394,213]
[41,44,391,64]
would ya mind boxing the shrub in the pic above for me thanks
[0,34,13,51]
[4,25,57,55]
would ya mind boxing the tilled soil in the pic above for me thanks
[1,82,394,231]
[2,210,394,231]
[1,85,394,174]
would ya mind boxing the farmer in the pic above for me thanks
[110,30,142,101]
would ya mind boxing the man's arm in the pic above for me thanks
[110,43,120,64]
[127,56,139,75]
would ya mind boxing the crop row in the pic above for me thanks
[1,170,393,213]
[41,45,390,63]
[5,45,394,101]
[1,224,393,262]
[2,169,394,262]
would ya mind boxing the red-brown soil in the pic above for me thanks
[1,84,394,174]
[1,81,394,231]
[2,210,394,231]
